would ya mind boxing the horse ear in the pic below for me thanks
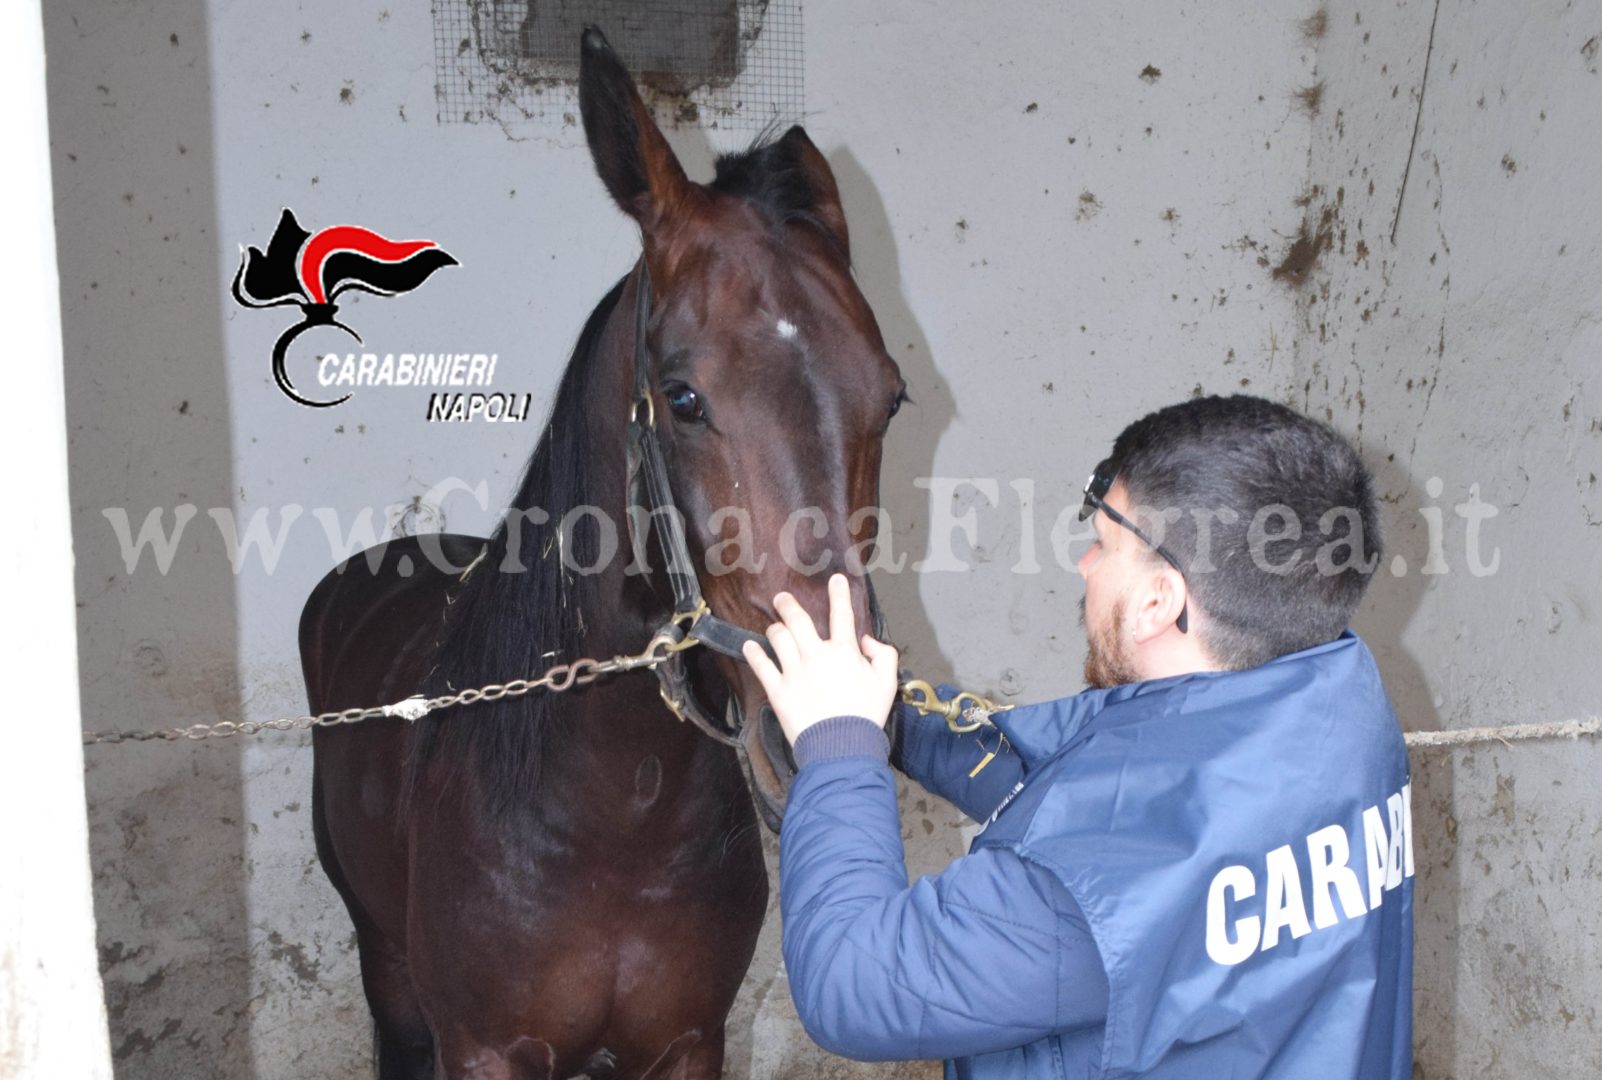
[579,27,694,231]
[777,126,850,258]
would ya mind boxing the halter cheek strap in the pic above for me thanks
[626,261,779,747]
[628,266,705,615]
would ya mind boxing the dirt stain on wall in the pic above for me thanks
[1273,205,1335,285]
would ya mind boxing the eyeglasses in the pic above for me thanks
[1079,458,1190,634]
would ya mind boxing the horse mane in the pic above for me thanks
[407,132,838,817]
[407,275,627,818]
[711,132,848,259]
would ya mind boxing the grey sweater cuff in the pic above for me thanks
[793,715,890,767]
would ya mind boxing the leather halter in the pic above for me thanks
[623,260,898,823]
[626,261,773,746]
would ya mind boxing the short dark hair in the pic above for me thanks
[1106,394,1382,670]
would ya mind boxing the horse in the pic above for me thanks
[298,28,906,1080]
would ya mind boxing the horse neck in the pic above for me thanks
[536,274,711,754]
[413,270,729,825]
[559,271,668,653]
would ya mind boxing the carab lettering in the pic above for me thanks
[318,352,499,387]
[1205,782,1414,966]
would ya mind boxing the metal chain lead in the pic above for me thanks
[82,626,699,746]
[81,647,1602,754]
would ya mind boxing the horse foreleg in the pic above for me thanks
[312,773,433,1079]
[353,930,435,1080]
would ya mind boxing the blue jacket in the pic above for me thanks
[780,633,1413,1078]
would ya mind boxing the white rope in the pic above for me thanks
[1404,716,1602,751]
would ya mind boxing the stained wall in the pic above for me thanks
[1294,2,1602,1074]
[49,1,1583,1076]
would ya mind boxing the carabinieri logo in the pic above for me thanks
[231,209,458,408]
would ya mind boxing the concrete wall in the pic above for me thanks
[1296,2,1602,1075]
[50,0,1596,1076]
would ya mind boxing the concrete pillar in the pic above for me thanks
[0,2,116,1077]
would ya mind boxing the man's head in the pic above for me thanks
[1076,394,1382,687]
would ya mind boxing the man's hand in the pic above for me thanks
[742,573,900,747]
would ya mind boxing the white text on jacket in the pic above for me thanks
[1205,782,1414,966]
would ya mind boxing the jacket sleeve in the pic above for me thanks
[779,747,1108,1062]
[895,700,1026,822]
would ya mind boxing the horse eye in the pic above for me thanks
[887,388,909,422]
[664,383,705,422]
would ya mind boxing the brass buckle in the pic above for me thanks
[659,683,693,723]
[642,600,711,666]
[898,679,1012,734]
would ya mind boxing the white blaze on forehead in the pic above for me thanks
[776,318,798,340]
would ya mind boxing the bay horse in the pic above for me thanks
[298,28,905,1080]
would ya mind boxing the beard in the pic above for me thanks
[1081,594,1140,689]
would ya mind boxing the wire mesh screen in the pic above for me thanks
[434,0,803,133]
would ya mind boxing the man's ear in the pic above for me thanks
[1130,566,1189,645]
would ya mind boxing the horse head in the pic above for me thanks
[580,29,905,829]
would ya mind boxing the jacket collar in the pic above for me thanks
[992,632,1361,768]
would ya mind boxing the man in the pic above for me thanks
[742,394,1413,1079]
